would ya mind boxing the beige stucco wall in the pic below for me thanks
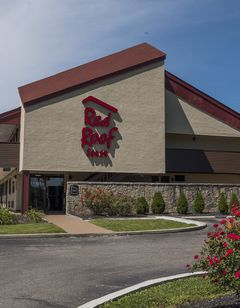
[20,62,165,174]
[166,134,240,151]
[165,173,240,184]
[165,90,240,137]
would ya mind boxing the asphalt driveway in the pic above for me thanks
[0,220,215,308]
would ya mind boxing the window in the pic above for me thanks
[161,176,170,183]
[152,176,159,183]
[8,180,11,194]
[3,168,11,172]
[174,175,185,182]
[12,181,15,194]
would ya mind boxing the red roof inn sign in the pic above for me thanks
[81,96,119,158]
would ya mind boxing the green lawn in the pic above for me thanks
[90,219,195,232]
[0,223,65,234]
[101,277,231,308]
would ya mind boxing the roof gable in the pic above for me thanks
[18,43,166,106]
[0,107,21,125]
[165,71,240,131]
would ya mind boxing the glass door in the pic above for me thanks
[29,175,64,213]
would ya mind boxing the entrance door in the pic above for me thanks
[29,175,64,213]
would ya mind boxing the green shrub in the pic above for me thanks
[24,208,44,223]
[135,197,149,215]
[229,192,239,214]
[177,191,188,214]
[112,196,134,216]
[151,192,165,214]
[0,207,17,225]
[193,192,205,214]
[218,193,228,214]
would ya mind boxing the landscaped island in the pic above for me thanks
[101,276,232,308]
[90,219,195,232]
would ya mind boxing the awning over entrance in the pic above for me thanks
[0,142,20,168]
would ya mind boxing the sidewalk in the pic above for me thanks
[46,215,113,234]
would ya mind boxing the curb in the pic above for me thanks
[0,217,207,239]
[77,271,206,308]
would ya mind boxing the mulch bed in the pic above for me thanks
[180,294,240,308]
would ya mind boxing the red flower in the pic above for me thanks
[213,223,219,228]
[194,255,199,260]
[186,264,190,268]
[227,234,240,241]
[222,270,227,275]
[235,272,240,279]
[223,242,228,248]
[214,256,221,263]
[220,219,227,225]
[225,249,233,257]
[209,258,214,266]
[229,218,235,223]
[232,206,239,215]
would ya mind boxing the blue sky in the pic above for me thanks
[0,0,240,113]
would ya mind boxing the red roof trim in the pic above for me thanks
[165,71,240,130]
[18,43,166,106]
[82,96,118,113]
[0,107,21,125]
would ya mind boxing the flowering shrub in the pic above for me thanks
[80,187,115,215]
[189,204,240,296]
[80,188,134,216]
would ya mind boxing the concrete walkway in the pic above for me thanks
[46,215,112,234]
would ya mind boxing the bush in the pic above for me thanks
[81,188,118,216]
[229,193,239,214]
[177,191,188,214]
[135,197,149,215]
[190,205,240,296]
[218,193,228,214]
[151,192,165,214]
[0,207,17,225]
[81,188,135,216]
[112,196,134,216]
[24,208,44,223]
[193,191,205,214]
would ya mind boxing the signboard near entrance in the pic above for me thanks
[69,184,79,196]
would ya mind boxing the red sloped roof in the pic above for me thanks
[18,43,166,106]
[0,107,21,125]
[165,70,240,130]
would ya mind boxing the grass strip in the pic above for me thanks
[0,223,65,234]
[90,219,195,232]
[101,277,231,308]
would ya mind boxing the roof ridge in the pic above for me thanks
[18,43,166,105]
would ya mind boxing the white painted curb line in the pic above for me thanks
[77,271,206,308]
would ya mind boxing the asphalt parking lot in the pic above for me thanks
[0,220,215,308]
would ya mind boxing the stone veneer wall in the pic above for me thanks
[66,182,240,216]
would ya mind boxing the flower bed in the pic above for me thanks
[189,204,240,297]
